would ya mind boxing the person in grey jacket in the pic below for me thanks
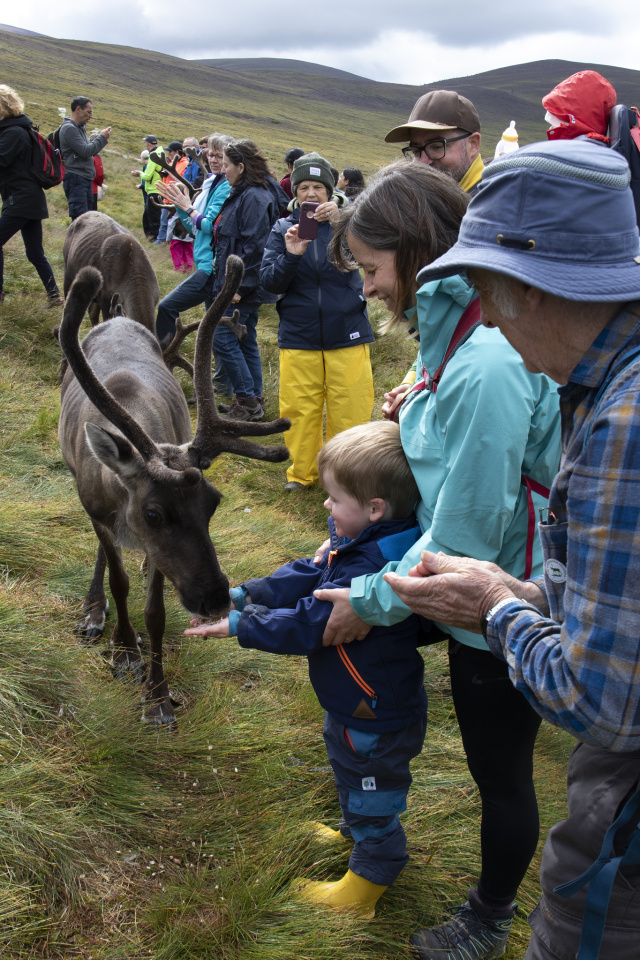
[59,97,110,220]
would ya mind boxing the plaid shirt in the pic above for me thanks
[487,301,640,751]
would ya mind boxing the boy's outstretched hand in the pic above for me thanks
[185,618,230,638]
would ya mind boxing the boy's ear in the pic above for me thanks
[369,498,389,522]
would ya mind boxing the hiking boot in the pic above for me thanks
[46,295,65,308]
[222,397,264,422]
[410,895,515,960]
[284,481,307,492]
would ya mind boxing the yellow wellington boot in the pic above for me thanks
[291,869,388,919]
[308,821,352,844]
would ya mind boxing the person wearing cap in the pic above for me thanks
[382,140,640,959]
[260,151,374,490]
[131,135,165,240]
[58,96,111,220]
[385,90,483,195]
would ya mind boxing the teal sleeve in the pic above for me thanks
[177,208,195,236]
[229,585,248,611]
[228,610,241,635]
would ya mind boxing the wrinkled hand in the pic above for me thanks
[313,538,331,565]
[384,550,514,633]
[314,201,339,223]
[313,587,372,646]
[284,224,310,257]
[382,383,412,421]
[157,179,190,210]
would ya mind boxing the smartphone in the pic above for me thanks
[298,201,319,240]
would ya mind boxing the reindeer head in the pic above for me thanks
[59,260,291,618]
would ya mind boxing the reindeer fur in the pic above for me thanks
[58,257,290,727]
[63,212,160,332]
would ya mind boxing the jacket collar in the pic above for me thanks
[410,275,476,374]
[327,513,418,551]
[567,302,640,389]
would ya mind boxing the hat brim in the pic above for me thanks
[384,120,459,143]
[417,240,640,303]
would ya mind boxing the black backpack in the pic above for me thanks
[608,104,640,227]
[27,123,64,189]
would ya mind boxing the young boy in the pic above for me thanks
[186,421,427,917]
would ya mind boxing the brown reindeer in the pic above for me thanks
[63,211,160,332]
[58,256,289,727]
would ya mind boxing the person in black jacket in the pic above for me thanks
[212,140,289,421]
[260,152,374,491]
[186,421,426,918]
[0,85,62,306]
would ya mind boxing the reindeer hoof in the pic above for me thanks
[78,624,104,644]
[141,702,177,730]
[110,643,145,684]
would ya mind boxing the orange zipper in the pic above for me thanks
[337,644,376,700]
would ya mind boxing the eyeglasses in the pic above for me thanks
[402,132,471,161]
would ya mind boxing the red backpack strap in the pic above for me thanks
[521,474,551,580]
[431,297,482,393]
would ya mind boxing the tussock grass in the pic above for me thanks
[0,122,574,960]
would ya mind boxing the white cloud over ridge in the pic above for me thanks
[4,0,640,84]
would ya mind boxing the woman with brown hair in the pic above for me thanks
[309,161,561,958]
[209,139,288,421]
[0,84,62,306]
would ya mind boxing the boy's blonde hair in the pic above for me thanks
[317,421,419,518]
[0,85,24,120]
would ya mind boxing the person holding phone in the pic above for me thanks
[260,152,374,491]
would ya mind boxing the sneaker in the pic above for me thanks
[46,296,65,308]
[410,898,515,960]
[222,397,264,422]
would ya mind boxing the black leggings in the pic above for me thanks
[448,639,541,908]
[0,214,58,298]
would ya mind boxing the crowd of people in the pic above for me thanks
[1,69,640,960]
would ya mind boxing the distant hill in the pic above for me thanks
[0,22,47,37]
[197,57,364,82]
[1,25,638,171]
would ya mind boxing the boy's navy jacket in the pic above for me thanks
[259,207,374,351]
[238,515,427,732]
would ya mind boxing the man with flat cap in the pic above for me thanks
[383,140,640,959]
[385,90,484,194]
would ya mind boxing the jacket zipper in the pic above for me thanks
[312,239,324,350]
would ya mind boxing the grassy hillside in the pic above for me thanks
[2,27,639,168]
[0,32,588,959]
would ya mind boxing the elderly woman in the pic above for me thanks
[260,152,374,490]
[312,162,562,958]
[0,85,62,306]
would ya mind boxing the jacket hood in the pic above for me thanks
[327,513,418,552]
[543,70,616,143]
[0,113,33,131]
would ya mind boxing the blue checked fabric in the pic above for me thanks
[486,301,640,750]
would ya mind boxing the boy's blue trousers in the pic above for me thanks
[323,711,427,886]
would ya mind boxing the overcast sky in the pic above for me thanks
[5,2,640,85]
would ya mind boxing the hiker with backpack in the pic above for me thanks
[0,84,63,307]
[317,160,561,959]
[58,96,110,221]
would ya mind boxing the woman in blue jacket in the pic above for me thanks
[322,162,562,960]
[260,152,374,490]
[211,140,288,422]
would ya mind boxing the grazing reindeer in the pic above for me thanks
[58,256,289,727]
[63,212,160,332]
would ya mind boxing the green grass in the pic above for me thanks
[0,76,575,958]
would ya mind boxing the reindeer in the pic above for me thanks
[63,212,160,332]
[148,150,202,211]
[58,256,289,727]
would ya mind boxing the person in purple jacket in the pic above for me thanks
[186,421,428,918]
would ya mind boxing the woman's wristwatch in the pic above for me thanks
[480,596,519,642]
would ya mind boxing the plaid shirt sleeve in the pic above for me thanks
[486,355,640,752]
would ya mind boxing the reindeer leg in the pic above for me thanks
[88,301,101,327]
[78,543,110,642]
[141,563,175,729]
[92,523,145,684]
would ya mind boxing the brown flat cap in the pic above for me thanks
[385,90,481,143]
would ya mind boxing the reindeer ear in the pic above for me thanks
[85,423,144,480]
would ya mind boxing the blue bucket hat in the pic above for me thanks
[417,139,640,302]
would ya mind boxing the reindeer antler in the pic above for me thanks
[162,316,201,379]
[149,151,201,200]
[60,267,201,487]
[185,146,208,178]
[190,257,290,468]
